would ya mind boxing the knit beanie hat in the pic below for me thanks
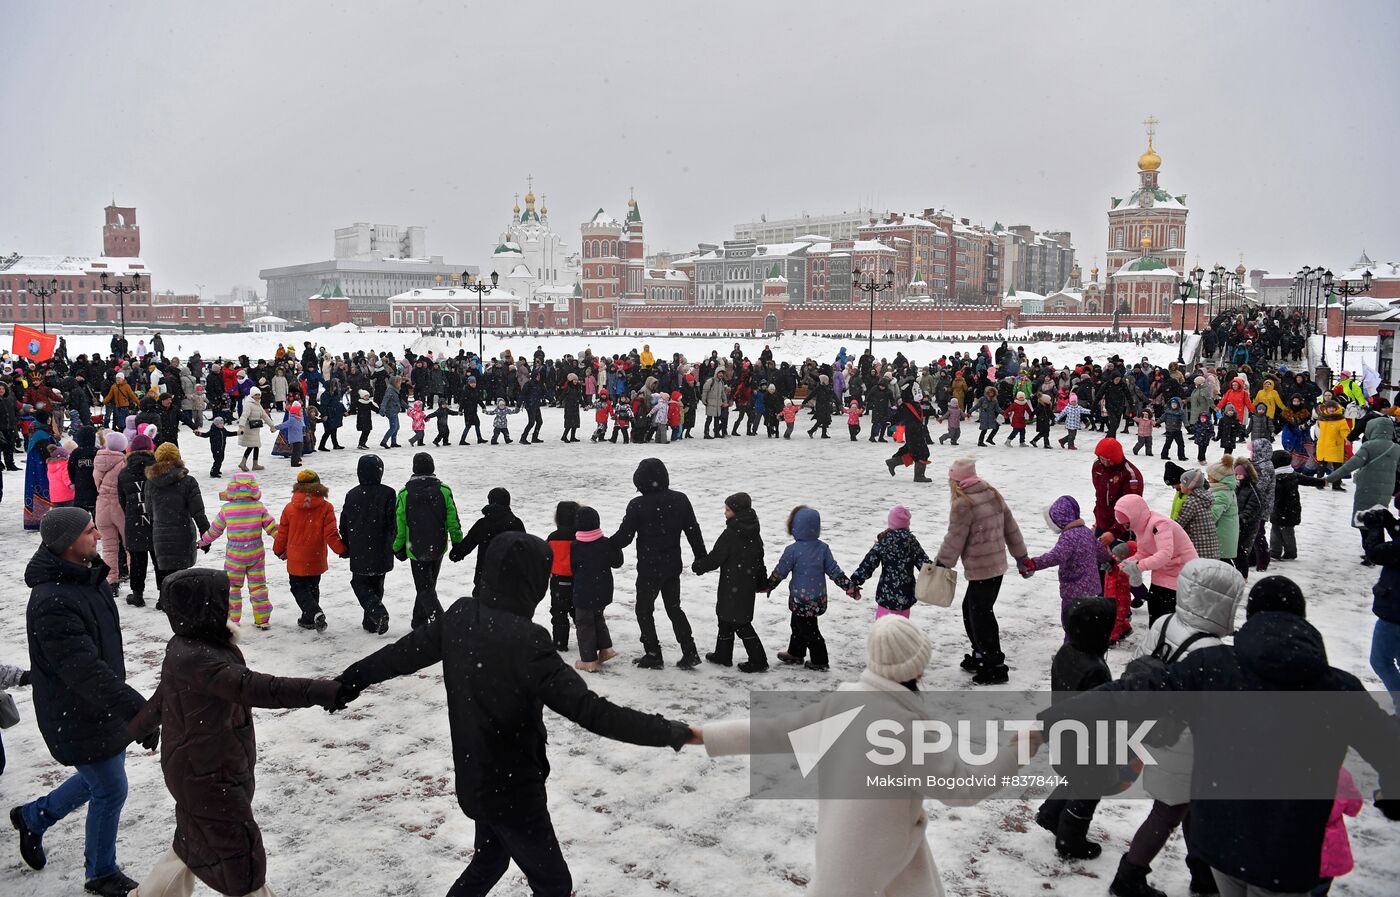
[488,486,511,507]
[102,432,127,453]
[295,469,320,485]
[130,433,155,453]
[948,457,979,487]
[1246,576,1306,619]
[412,452,434,475]
[1163,460,1185,487]
[887,505,912,529]
[725,492,752,514]
[866,616,931,682]
[41,506,92,554]
[155,442,182,465]
[1180,468,1207,490]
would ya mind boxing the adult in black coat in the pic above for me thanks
[0,380,20,469]
[691,492,768,672]
[13,509,150,893]
[610,457,706,669]
[340,454,398,633]
[1268,450,1326,560]
[338,533,694,897]
[67,425,99,515]
[1041,611,1400,894]
[559,377,582,442]
[885,382,932,482]
[117,438,159,603]
[144,443,209,582]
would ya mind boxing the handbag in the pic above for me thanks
[915,563,957,607]
[0,692,19,729]
[249,418,263,429]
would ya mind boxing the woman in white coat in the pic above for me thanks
[697,616,1040,897]
[1111,558,1245,897]
[237,387,270,471]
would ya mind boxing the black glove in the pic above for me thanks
[18,670,30,687]
[1356,507,1397,530]
[394,547,408,563]
[138,729,160,752]
[198,543,211,553]
[1378,798,1400,821]
[327,677,361,713]
[448,541,469,563]
[690,560,702,575]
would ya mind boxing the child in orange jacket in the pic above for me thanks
[273,469,346,631]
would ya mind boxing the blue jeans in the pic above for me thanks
[21,751,127,879]
[382,414,399,445]
[1372,619,1400,711]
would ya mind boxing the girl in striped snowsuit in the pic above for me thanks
[197,473,279,627]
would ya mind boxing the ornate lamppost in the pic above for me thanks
[851,266,895,359]
[464,270,499,361]
[100,270,142,343]
[1322,267,1373,373]
[23,277,58,332]
[1176,277,1191,363]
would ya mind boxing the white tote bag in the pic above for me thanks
[915,563,957,607]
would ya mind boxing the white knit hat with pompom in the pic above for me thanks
[866,616,931,682]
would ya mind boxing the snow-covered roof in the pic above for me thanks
[587,209,620,227]
[1111,187,1188,211]
[1338,260,1399,282]
[387,286,519,304]
[505,264,533,279]
[646,269,689,282]
[794,233,832,242]
[0,253,150,276]
[251,315,289,323]
[1112,257,1180,278]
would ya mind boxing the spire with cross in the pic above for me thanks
[1143,114,1158,148]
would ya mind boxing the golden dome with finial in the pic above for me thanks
[1235,259,1247,276]
[540,194,548,216]
[512,193,520,214]
[1139,231,1153,249]
[525,190,536,207]
[1138,138,1161,172]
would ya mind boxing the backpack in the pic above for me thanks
[1123,624,1211,680]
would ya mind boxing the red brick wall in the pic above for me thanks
[307,297,351,326]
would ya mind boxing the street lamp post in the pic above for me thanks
[463,270,499,362]
[851,266,895,359]
[1323,268,1373,373]
[100,271,142,345]
[1191,265,1204,334]
[23,277,59,333]
[1176,278,1191,363]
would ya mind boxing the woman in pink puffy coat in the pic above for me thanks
[1111,493,1199,624]
[93,430,129,591]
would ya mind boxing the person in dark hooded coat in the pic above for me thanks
[1040,608,1400,895]
[691,492,768,672]
[340,454,398,634]
[67,425,99,515]
[451,485,526,593]
[126,568,339,897]
[337,533,695,897]
[1035,595,1117,861]
[145,443,209,586]
[885,380,933,482]
[610,458,707,669]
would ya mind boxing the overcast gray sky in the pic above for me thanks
[2,0,1394,294]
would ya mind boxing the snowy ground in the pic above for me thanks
[0,408,1395,896]
[56,328,1180,372]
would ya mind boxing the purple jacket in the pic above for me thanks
[1031,496,1107,602]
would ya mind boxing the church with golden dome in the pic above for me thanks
[1104,116,1190,315]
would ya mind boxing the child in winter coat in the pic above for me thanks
[1312,764,1364,895]
[428,402,455,447]
[354,389,378,449]
[1055,394,1085,449]
[973,386,1001,445]
[846,398,863,441]
[272,469,347,631]
[1131,408,1156,456]
[192,417,234,478]
[1036,594,1117,860]
[1159,397,1187,461]
[407,400,427,447]
[1103,541,1138,643]
[669,391,684,441]
[125,568,340,897]
[546,500,578,652]
[610,395,634,443]
[490,397,521,444]
[766,505,858,672]
[1020,496,1111,631]
[762,384,780,438]
[569,505,622,672]
[938,396,963,445]
[1268,449,1327,560]
[780,398,799,439]
[274,401,305,467]
[1216,406,1244,454]
[1248,402,1274,444]
[1029,393,1055,449]
[591,389,612,442]
[1003,393,1031,446]
[650,394,670,444]
[1191,411,1215,463]
[692,492,769,672]
[198,473,279,628]
[850,505,930,619]
[44,442,74,506]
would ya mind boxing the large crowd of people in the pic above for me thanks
[1,328,1398,897]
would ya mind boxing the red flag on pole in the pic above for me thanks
[12,325,57,362]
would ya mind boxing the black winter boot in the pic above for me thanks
[885,458,899,477]
[1054,807,1102,860]
[633,653,664,669]
[84,871,139,896]
[738,636,769,673]
[10,807,45,869]
[1186,857,1220,895]
[913,464,932,482]
[676,646,702,670]
[706,634,735,667]
[1034,799,1064,835]
[1109,858,1167,897]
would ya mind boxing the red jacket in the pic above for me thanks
[273,483,346,576]
[1092,439,1143,536]
[1005,400,1031,428]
